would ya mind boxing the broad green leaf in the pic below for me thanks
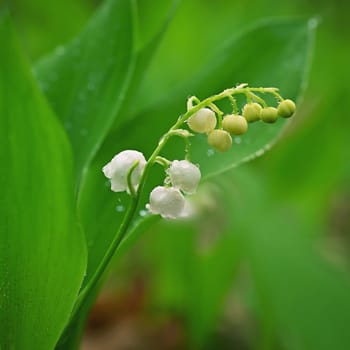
[219,168,350,350]
[0,14,86,350]
[55,285,100,350]
[34,0,136,182]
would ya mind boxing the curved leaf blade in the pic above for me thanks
[0,14,86,350]
[34,0,136,182]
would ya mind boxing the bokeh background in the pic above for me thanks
[8,0,350,349]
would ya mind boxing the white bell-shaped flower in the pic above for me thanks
[168,160,201,194]
[146,186,186,219]
[102,150,146,193]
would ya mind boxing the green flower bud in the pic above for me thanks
[222,114,248,135]
[261,107,278,123]
[187,108,217,133]
[277,99,296,118]
[207,129,232,152]
[243,103,262,123]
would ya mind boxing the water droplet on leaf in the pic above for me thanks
[116,205,125,212]
[207,149,215,157]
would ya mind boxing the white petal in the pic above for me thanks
[102,162,113,178]
[102,150,146,193]
[147,186,186,219]
[169,160,201,194]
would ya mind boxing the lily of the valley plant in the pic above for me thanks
[102,83,295,250]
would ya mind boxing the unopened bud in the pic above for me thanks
[222,114,248,135]
[207,129,232,152]
[243,103,262,123]
[261,107,278,123]
[278,99,296,118]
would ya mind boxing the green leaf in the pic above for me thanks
[34,0,136,183]
[0,14,86,350]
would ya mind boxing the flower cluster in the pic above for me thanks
[95,85,296,329]
[102,84,296,221]
[146,160,201,219]
[103,152,201,219]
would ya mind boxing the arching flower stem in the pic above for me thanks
[126,160,140,198]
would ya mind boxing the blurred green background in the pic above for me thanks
[8,0,350,349]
